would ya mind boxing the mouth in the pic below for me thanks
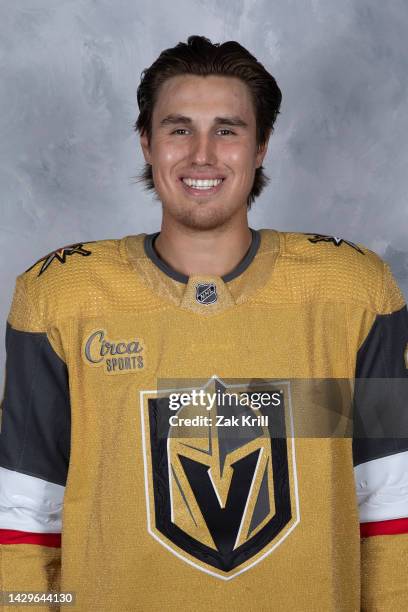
[178,176,226,197]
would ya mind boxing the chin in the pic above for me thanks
[171,206,238,231]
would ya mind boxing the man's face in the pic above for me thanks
[140,74,269,231]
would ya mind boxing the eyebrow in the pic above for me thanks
[159,114,249,128]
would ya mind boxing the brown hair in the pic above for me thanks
[133,35,282,209]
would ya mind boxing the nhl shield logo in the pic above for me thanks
[195,283,217,305]
[140,377,299,580]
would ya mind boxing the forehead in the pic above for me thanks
[153,74,255,122]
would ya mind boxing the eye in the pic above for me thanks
[218,129,236,136]
[171,128,189,135]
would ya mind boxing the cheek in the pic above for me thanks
[152,140,186,166]
[161,149,182,164]
[153,149,183,186]
[222,142,256,167]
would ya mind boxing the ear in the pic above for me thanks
[140,131,152,164]
[255,131,271,168]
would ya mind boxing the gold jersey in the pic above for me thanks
[1,228,408,611]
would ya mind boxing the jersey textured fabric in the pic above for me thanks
[1,228,408,611]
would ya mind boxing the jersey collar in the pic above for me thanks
[121,229,280,314]
[143,229,261,284]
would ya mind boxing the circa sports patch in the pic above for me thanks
[26,243,93,276]
[82,328,145,375]
[304,233,364,254]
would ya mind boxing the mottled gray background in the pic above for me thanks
[1,1,408,380]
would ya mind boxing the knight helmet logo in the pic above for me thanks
[140,377,299,580]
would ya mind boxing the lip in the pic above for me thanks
[178,176,226,197]
[178,174,226,180]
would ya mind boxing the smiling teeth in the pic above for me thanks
[182,178,223,189]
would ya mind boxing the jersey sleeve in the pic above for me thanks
[353,261,408,610]
[0,273,70,602]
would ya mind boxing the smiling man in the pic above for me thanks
[1,35,408,611]
[139,70,270,278]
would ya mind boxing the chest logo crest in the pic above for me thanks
[140,376,299,579]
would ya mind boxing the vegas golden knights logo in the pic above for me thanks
[140,377,299,580]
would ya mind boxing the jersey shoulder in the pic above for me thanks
[22,237,121,282]
[9,237,131,331]
[271,230,405,314]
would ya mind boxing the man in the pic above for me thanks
[1,35,408,611]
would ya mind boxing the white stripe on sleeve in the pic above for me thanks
[0,466,65,533]
[354,450,408,523]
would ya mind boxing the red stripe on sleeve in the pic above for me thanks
[360,517,408,537]
[0,529,61,547]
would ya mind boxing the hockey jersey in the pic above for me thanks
[1,228,408,611]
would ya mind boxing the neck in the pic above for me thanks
[154,215,253,279]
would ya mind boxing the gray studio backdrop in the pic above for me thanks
[1,1,408,384]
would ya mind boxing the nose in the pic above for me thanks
[189,132,217,166]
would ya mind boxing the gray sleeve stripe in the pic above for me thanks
[0,323,70,487]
